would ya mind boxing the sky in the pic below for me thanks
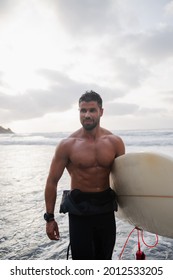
[0,0,173,133]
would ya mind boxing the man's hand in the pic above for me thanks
[46,220,60,240]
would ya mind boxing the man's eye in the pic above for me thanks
[80,109,86,113]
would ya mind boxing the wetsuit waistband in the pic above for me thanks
[59,187,118,216]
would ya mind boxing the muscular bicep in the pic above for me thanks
[118,137,125,157]
[115,136,125,158]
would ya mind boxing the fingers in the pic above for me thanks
[46,220,60,240]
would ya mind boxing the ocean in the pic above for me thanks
[0,129,173,260]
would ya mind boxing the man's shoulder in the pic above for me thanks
[58,129,82,147]
[68,128,82,139]
[100,127,120,139]
[100,128,124,145]
[100,127,113,135]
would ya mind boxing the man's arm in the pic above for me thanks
[44,140,69,240]
[115,136,125,157]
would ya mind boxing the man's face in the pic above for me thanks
[79,101,103,131]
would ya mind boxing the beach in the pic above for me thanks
[1,129,173,260]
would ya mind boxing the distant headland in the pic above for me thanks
[0,126,14,134]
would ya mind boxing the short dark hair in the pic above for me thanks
[79,90,103,108]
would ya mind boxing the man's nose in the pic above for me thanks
[85,110,91,118]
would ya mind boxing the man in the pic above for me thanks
[44,90,125,259]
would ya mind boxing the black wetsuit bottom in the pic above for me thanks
[69,211,116,260]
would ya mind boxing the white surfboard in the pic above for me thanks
[110,152,173,238]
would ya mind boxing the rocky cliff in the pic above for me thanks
[0,126,14,134]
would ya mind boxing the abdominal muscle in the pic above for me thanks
[68,165,111,192]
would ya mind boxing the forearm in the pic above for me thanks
[44,178,60,241]
[45,179,57,214]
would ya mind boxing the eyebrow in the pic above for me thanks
[79,107,97,111]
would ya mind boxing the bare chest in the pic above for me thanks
[68,139,115,168]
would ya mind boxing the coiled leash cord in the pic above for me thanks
[119,227,159,260]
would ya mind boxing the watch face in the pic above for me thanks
[44,213,48,221]
[44,213,54,222]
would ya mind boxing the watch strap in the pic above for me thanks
[44,212,54,222]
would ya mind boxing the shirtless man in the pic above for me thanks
[44,91,125,259]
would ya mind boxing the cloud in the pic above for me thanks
[164,1,173,16]
[37,69,125,103]
[105,102,139,116]
[0,0,23,19]
[161,90,173,104]
[136,107,167,116]
[0,69,124,122]
[139,28,173,62]
[111,57,150,88]
[49,0,120,36]
[0,0,12,13]
[1,0,173,132]
[121,25,173,65]
[0,71,4,85]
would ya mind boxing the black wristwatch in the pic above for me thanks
[44,212,54,223]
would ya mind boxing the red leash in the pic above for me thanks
[119,227,159,260]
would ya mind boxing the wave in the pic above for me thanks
[0,132,70,146]
[118,129,173,147]
[0,129,173,147]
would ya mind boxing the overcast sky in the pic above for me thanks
[0,0,173,133]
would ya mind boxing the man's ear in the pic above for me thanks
[100,108,104,117]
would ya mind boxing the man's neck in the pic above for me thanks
[82,126,102,140]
